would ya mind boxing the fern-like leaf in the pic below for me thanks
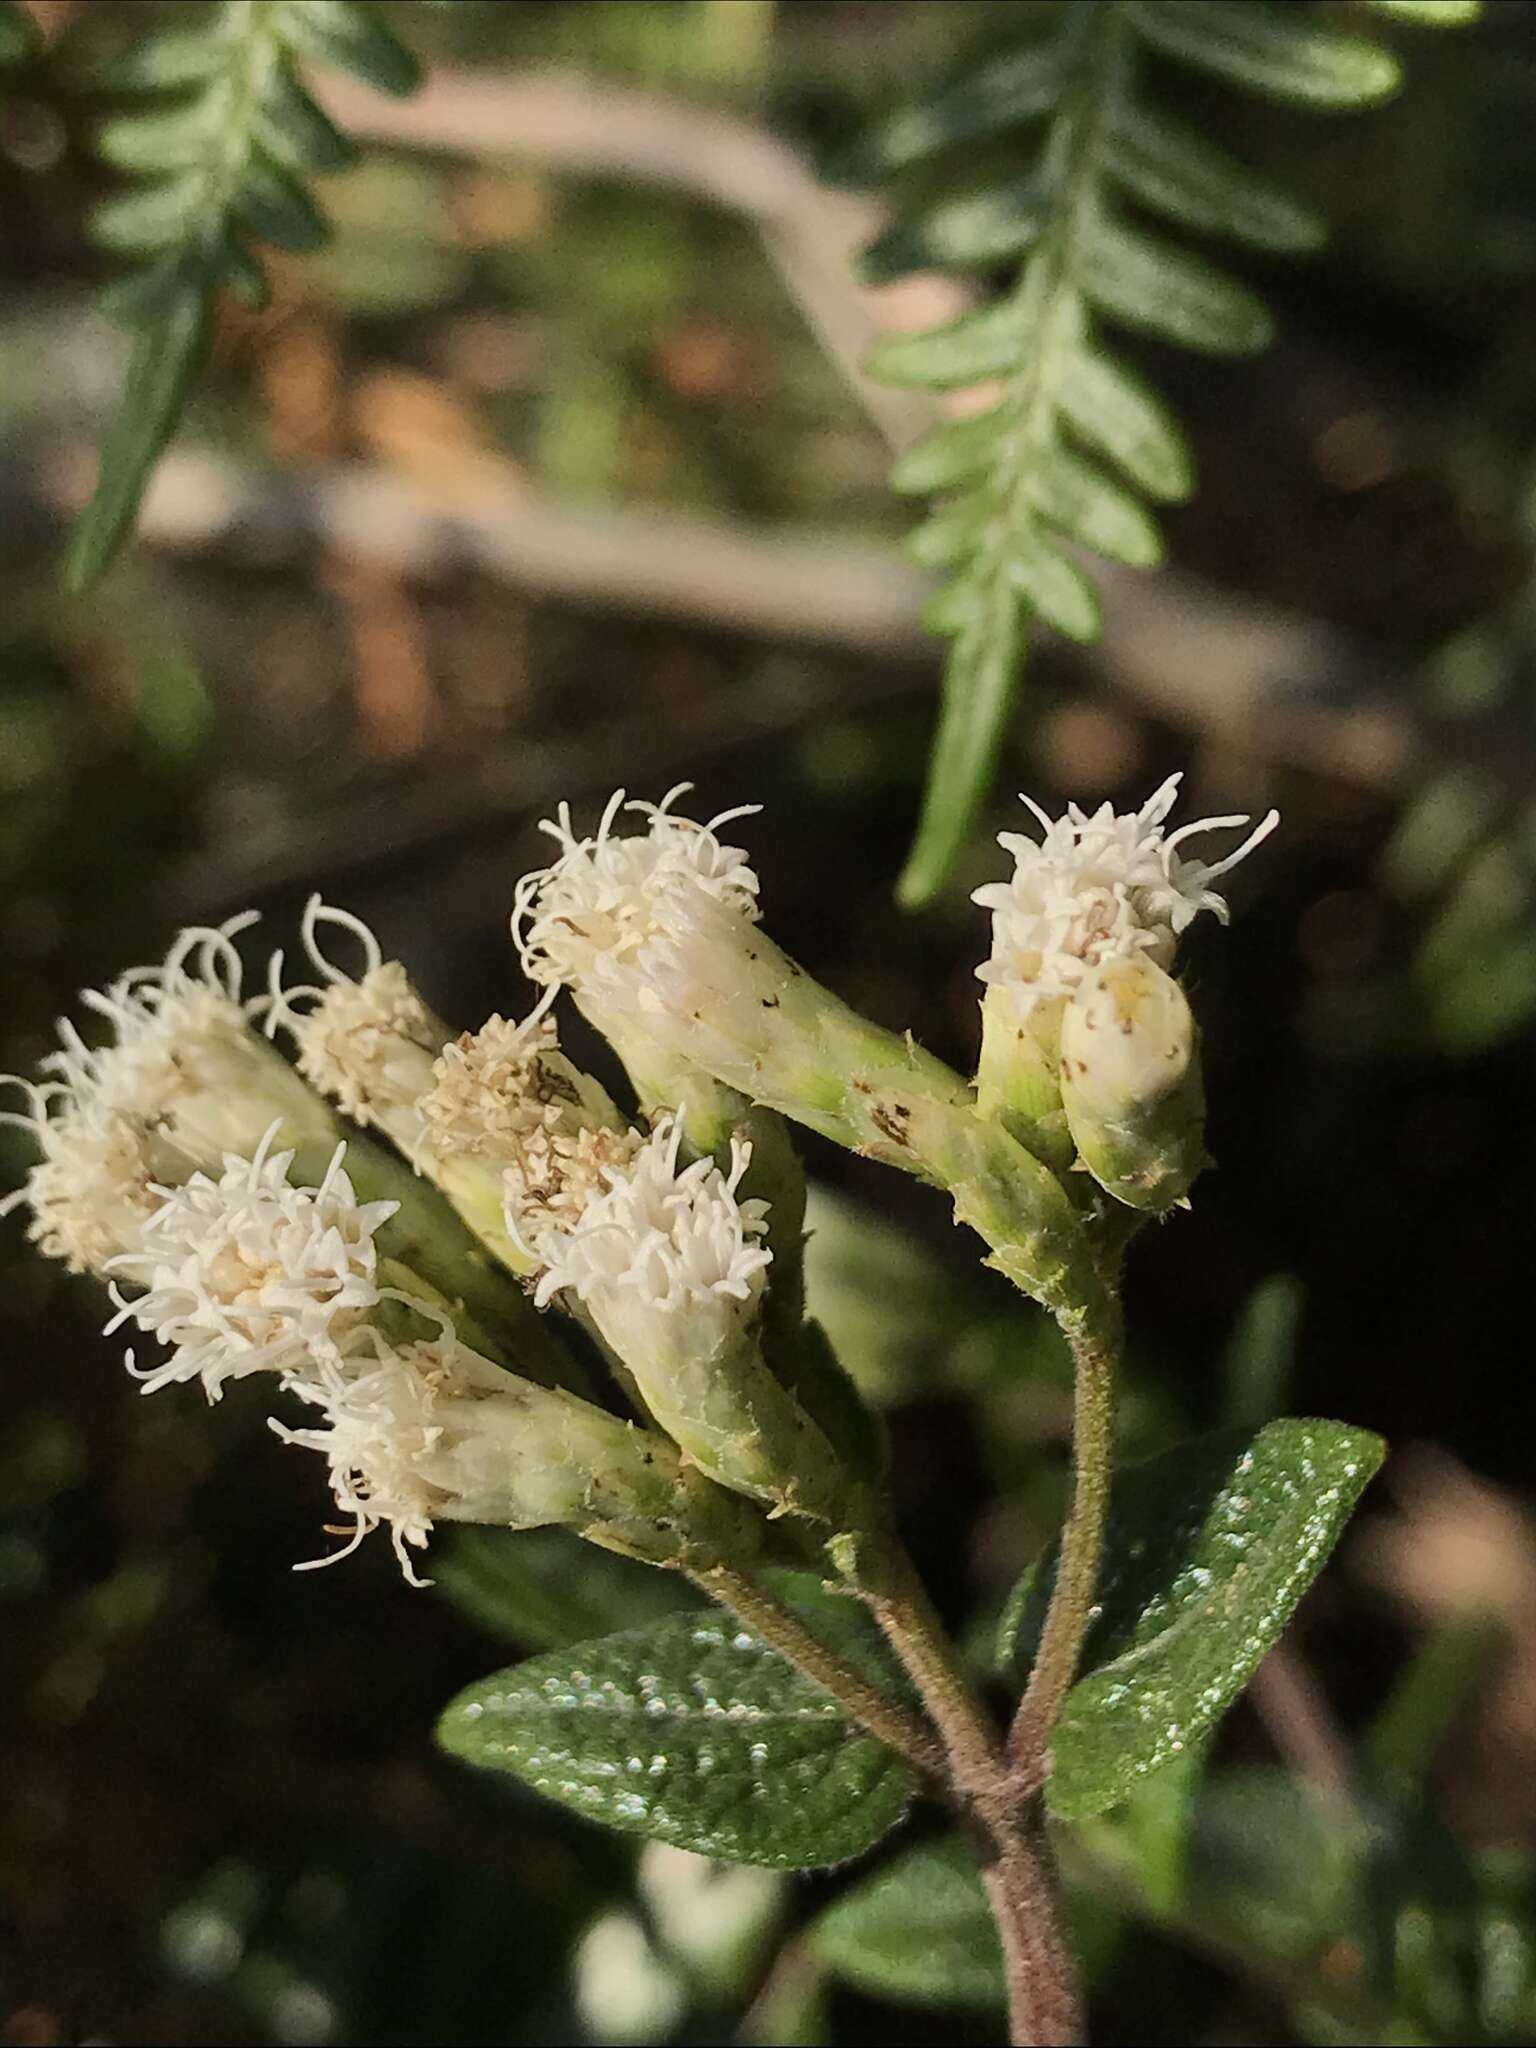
[859,0,1478,905]
[68,0,420,592]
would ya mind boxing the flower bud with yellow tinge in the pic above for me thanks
[1059,958,1207,1213]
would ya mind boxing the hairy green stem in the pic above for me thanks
[693,1564,947,1782]
[1010,1302,1121,1774]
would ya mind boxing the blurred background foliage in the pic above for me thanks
[3,1,1536,2042]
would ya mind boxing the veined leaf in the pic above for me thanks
[65,285,212,594]
[864,299,1023,390]
[1057,345,1192,503]
[1029,445,1164,569]
[897,587,1028,906]
[1083,212,1275,354]
[890,406,1008,496]
[275,0,422,96]
[437,1609,916,1869]
[1128,0,1402,108]
[848,37,1071,176]
[860,182,1045,283]
[1105,100,1324,253]
[812,1839,1004,2007]
[999,1420,1385,1821]
[858,0,1472,901]
[72,0,421,587]
[1007,533,1101,642]
[907,492,994,571]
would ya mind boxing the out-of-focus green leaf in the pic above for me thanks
[1128,1,1402,108]
[1220,1275,1302,1429]
[811,1838,1004,2007]
[433,1525,702,1653]
[999,1422,1385,1820]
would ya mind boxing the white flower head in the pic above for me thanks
[272,1323,605,1584]
[2,916,333,1269]
[265,898,444,1130]
[532,1113,770,1361]
[417,995,639,1244]
[106,1128,397,1400]
[511,785,762,1009]
[974,773,1279,1019]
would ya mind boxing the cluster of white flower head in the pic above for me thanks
[1,917,330,1271]
[265,898,444,1128]
[533,1113,770,1329]
[105,1127,397,1399]
[973,773,1279,1019]
[512,785,762,1010]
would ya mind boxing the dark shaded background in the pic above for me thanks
[4,2,1536,2042]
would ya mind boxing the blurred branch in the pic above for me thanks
[316,65,947,454]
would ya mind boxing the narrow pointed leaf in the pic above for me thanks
[437,1610,916,1869]
[897,586,1027,906]
[1368,0,1480,22]
[233,156,328,250]
[276,0,422,97]
[813,1839,1004,2007]
[1105,101,1324,253]
[860,183,1045,283]
[865,299,1022,390]
[998,1420,1385,1821]
[1129,0,1401,110]
[1083,214,1274,354]
[846,38,1069,176]
[96,27,233,90]
[907,492,994,570]
[1030,446,1163,568]
[891,407,1007,496]
[253,69,358,171]
[1058,346,1193,502]
[92,174,209,254]
[66,285,212,592]
[98,97,231,175]
[1007,532,1102,642]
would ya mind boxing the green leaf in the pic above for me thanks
[1030,446,1163,568]
[252,68,358,172]
[0,0,40,66]
[91,174,209,255]
[1083,214,1274,354]
[1007,532,1101,642]
[907,492,992,571]
[812,1838,1003,2007]
[96,27,234,91]
[896,586,1026,906]
[98,99,232,176]
[890,407,1006,496]
[859,183,1044,283]
[65,284,212,594]
[1220,1275,1302,1429]
[438,1609,916,1869]
[1105,102,1324,254]
[276,0,422,96]
[846,38,1069,176]
[999,1420,1385,1821]
[864,300,1022,390]
[1368,0,1481,22]
[233,156,329,251]
[1057,346,1192,502]
[1128,0,1402,109]
[433,1525,702,1653]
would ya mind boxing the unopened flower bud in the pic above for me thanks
[1059,958,1206,1212]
